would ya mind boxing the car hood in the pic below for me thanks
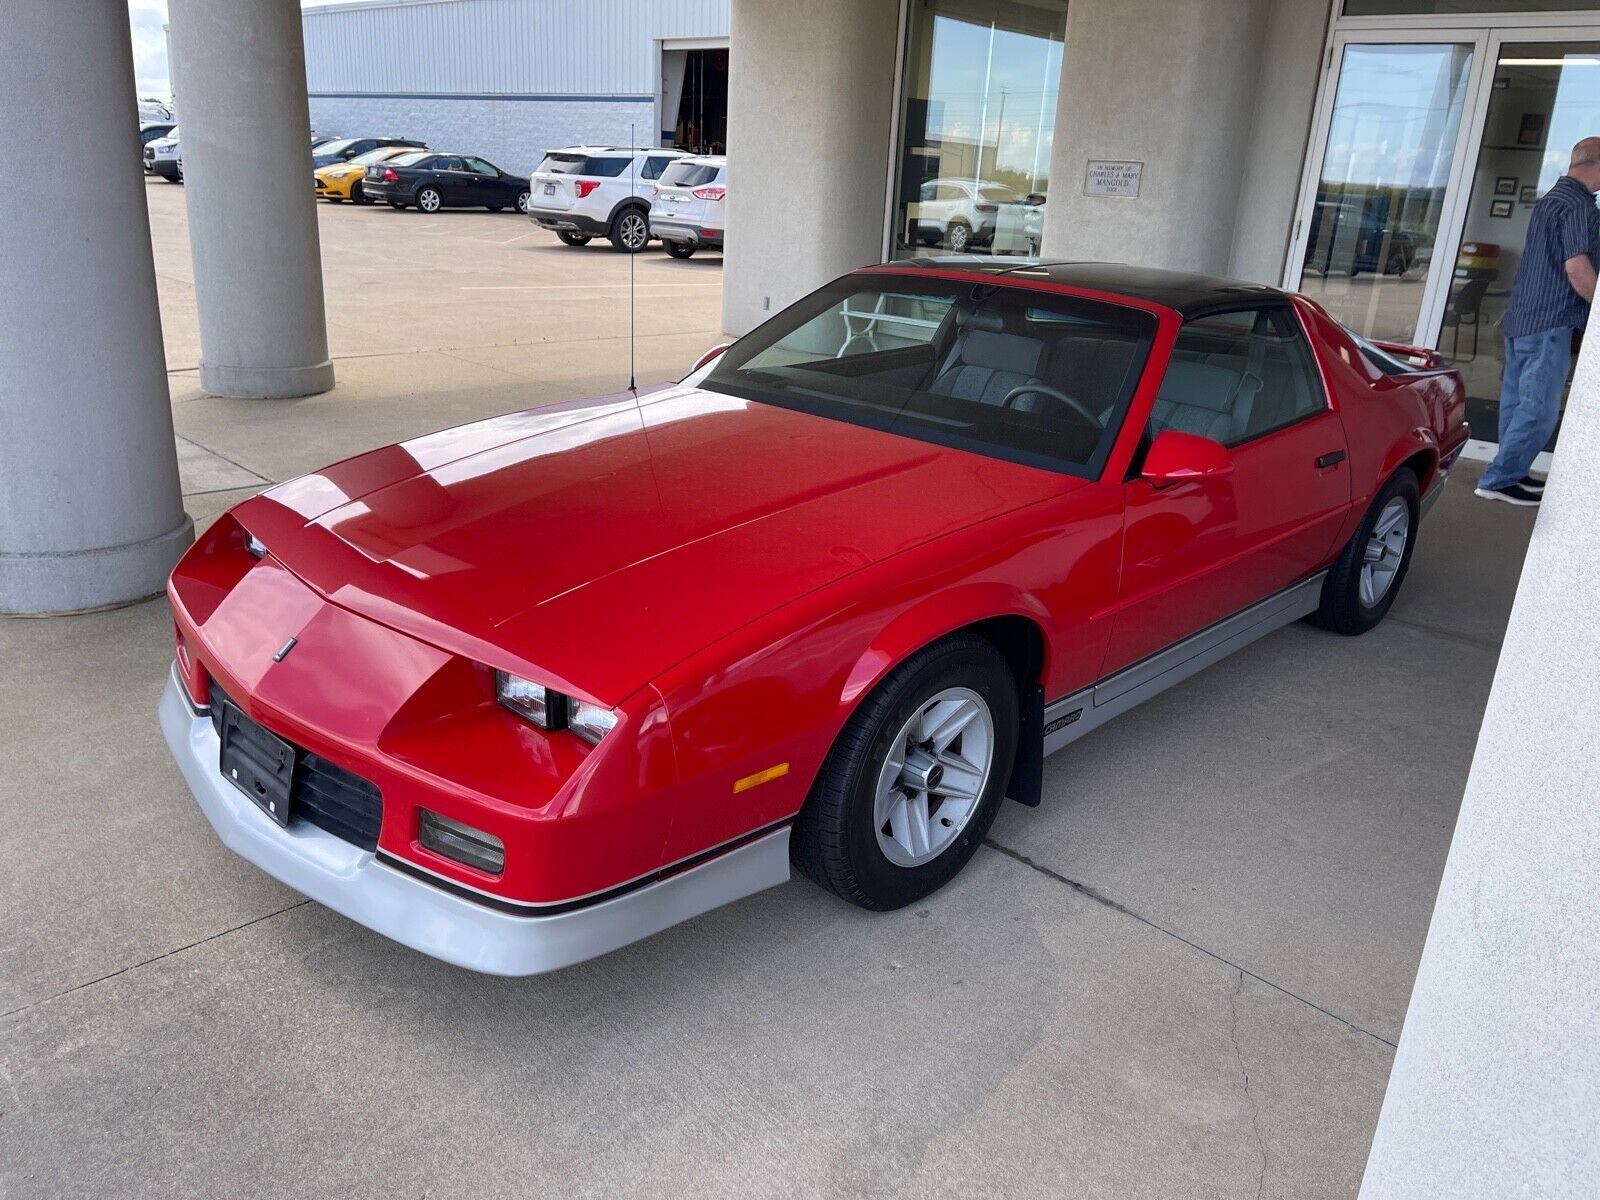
[234,385,1076,705]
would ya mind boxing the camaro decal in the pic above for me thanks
[1042,709,1084,738]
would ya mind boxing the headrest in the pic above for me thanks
[1156,359,1238,413]
[958,330,1043,377]
[954,308,1004,333]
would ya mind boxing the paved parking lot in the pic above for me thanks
[0,179,1537,1198]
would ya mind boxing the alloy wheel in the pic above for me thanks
[620,211,647,250]
[517,190,532,214]
[872,687,995,868]
[1360,497,1409,606]
[948,223,970,253]
[419,188,441,213]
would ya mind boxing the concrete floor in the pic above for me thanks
[0,180,1538,1198]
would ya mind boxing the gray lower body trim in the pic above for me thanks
[1420,465,1450,521]
[1042,572,1328,757]
[159,671,791,976]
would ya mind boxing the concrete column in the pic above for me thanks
[0,0,192,615]
[1358,361,1600,1190]
[168,0,334,398]
[722,0,900,335]
[1042,0,1269,274]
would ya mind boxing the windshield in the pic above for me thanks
[349,146,404,166]
[702,274,1156,478]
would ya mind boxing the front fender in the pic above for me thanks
[839,582,1052,710]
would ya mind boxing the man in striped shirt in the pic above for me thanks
[1476,137,1600,506]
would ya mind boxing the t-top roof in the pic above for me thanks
[886,257,1286,317]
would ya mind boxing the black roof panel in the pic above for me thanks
[885,257,1285,317]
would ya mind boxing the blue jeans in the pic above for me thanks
[1482,326,1571,490]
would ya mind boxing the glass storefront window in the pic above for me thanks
[889,0,1068,259]
[1446,42,1600,449]
[1296,42,1476,343]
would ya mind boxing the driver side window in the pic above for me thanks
[1150,307,1327,447]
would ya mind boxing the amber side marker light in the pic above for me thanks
[733,763,790,795]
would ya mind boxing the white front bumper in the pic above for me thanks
[159,667,790,976]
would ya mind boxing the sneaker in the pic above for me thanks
[1475,483,1542,506]
[1519,474,1546,493]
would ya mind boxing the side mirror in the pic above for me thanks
[1141,429,1234,487]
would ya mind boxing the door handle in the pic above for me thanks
[1316,450,1346,468]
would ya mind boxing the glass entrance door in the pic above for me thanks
[1444,40,1600,447]
[1291,39,1482,344]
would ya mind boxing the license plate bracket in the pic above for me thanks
[218,702,297,827]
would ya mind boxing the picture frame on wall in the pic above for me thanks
[1495,176,1518,196]
[1519,112,1547,146]
[1491,199,1514,218]
[1521,185,1538,204]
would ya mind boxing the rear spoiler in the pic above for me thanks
[1369,338,1449,371]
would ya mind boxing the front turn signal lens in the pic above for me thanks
[419,809,505,876]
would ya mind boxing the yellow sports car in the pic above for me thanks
[315,146,415,204]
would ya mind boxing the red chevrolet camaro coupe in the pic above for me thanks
[161,260,1468,975]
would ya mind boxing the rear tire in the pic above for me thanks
[516,190,533,215]
[664,241,696,259]
[557,231,591,246]
[609,207,649,253]
[1310,469,1420,635]
[416,186,442,214]
[791,634,1019,911]
[946,220,971,253]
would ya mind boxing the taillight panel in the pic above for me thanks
[692,186,726,202]
[575,179,600,198]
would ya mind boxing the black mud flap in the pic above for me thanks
[1007,684,1044,807]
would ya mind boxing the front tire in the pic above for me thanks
[792,634,1019,910]
[351,182,367,205]
[1310,469,1420,635]
[416,186,442,214]
[609,207,649,253]
[664,241,696,259]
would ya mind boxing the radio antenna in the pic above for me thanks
[628,122,637,393]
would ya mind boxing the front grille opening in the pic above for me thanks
[210,682,383,851]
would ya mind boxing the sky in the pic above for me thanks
[129,0,341,101]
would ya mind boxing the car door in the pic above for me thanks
[428,156,466,204]
[467,156,515,205]
[1102,304,1352,674]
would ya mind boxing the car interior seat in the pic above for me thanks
[927,310,1046,405]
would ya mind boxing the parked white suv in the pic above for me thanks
[527,146,687,252]
[648,156,725,259]
[908,178,1026,253]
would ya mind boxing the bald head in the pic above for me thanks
[1570,138,1600,191]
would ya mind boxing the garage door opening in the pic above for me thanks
[661,46,728,154]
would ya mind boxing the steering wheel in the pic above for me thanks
[1001,384,1102,430]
